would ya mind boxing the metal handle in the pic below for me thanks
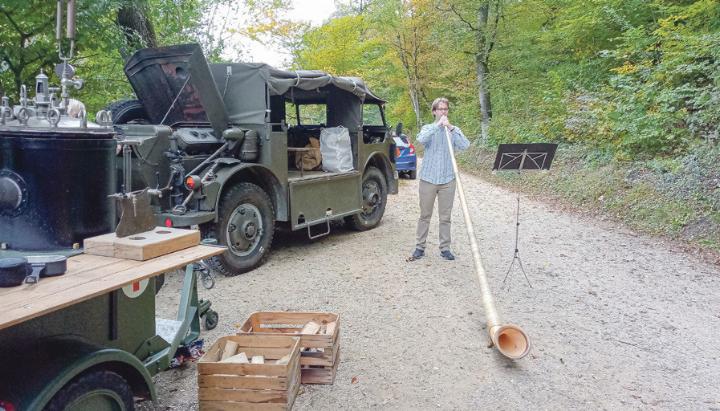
[307,218,331,240]
[56,0,63,40]
[25,265,45,284]
[47,108,61,127]
[56,0,76,59]
[66,0,76,40]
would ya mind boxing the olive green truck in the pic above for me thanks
[111,44,399,275]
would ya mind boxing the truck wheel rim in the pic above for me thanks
[67,389,127,410]
[226,203,263,257]
[361,180,381,217]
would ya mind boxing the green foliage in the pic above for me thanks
[463,142,720,251]
[487,0,720,158]
[0,0,231,113]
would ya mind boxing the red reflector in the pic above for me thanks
[395,148,401,157]
[0,400,17,411]
[185,176,195,190]
[409,144,415,154]
[164,218,173,228]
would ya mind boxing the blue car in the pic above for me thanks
[394,135,417,179]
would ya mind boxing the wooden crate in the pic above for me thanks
[237,312,340,385]
[299,347,340,384]
[198,335,301,411]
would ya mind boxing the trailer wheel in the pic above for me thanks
[408,169,417,180]
[204,310,219,330]
[45,370,134,411]
[345,166,387,231]
[105,99,150,124]
[202,183,275,276]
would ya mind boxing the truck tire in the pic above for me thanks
[203,183,275,276]
[45,370,134,411]
[105,99,150,124]
[346,166,387,231]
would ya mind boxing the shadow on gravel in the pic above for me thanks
[271,221,358,251]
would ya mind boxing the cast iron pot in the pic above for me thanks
[0,257,31,287]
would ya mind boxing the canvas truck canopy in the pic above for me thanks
[210,62,385,128]
[125,43,385,133]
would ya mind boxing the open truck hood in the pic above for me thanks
[124,44,229,137]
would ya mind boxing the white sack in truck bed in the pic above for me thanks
[320,126,354,172]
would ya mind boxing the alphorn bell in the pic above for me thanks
[442,126,530,359]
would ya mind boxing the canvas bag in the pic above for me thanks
[320,126,353,172]
[295,137,323,171]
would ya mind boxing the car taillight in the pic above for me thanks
[164,218,173,228]
[395,147,401,158]
[409,144,415,154]
[0,400,17,411]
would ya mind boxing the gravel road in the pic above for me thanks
[151,169,720,410]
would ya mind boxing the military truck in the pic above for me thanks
[109,44,399,275]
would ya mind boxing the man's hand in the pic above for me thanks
[437,115,453,130]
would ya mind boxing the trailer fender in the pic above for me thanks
[212,163,288,221]
[3,336,155,411]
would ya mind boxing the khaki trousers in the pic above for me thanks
[416,179,456,252]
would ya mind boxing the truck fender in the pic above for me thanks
[212,163,288,222]
[362,151,398,195]
[6,336,155,411]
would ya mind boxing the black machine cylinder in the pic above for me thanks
[0,129,116,251]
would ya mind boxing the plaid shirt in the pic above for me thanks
[416,123,470,185]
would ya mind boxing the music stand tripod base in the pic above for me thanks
[492,143,558,289]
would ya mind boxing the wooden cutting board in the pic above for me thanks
[83,227,201,261]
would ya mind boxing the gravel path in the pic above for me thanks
[151,170,720,410]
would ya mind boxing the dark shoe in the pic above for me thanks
[412,248,424,259]
[440,250,455,260]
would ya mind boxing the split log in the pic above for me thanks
[276,354,291,365]
[220,341,238,360]
[221,351,249,364]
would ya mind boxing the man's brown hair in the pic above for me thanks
[431,97,450,112]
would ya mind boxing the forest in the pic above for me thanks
[1,0,718,254]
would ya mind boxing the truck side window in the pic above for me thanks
[362,104,386,144]
[363,104,383,126]
[298,104,327,126]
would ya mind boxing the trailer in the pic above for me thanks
[0,244,223,411]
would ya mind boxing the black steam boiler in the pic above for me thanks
[0,72,116,253]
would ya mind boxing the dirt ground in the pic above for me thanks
[151,169,720,410]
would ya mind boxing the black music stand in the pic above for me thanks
[492,143,557,289]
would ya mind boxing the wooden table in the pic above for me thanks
[0,245,224,331]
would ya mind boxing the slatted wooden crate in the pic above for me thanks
[237,312,340,384]
[198,335,301,411]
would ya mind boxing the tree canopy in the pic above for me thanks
[2,0,718,159]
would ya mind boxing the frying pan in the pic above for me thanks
[0,257,31,287]
[24,255,68,284]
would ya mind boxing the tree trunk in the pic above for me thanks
[396,32,423,132]
[476,3,491,143]
[116,1,158,59]
[477,53,491,143]
[409,84,422,132]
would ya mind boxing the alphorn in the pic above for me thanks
[443,126,530,359]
